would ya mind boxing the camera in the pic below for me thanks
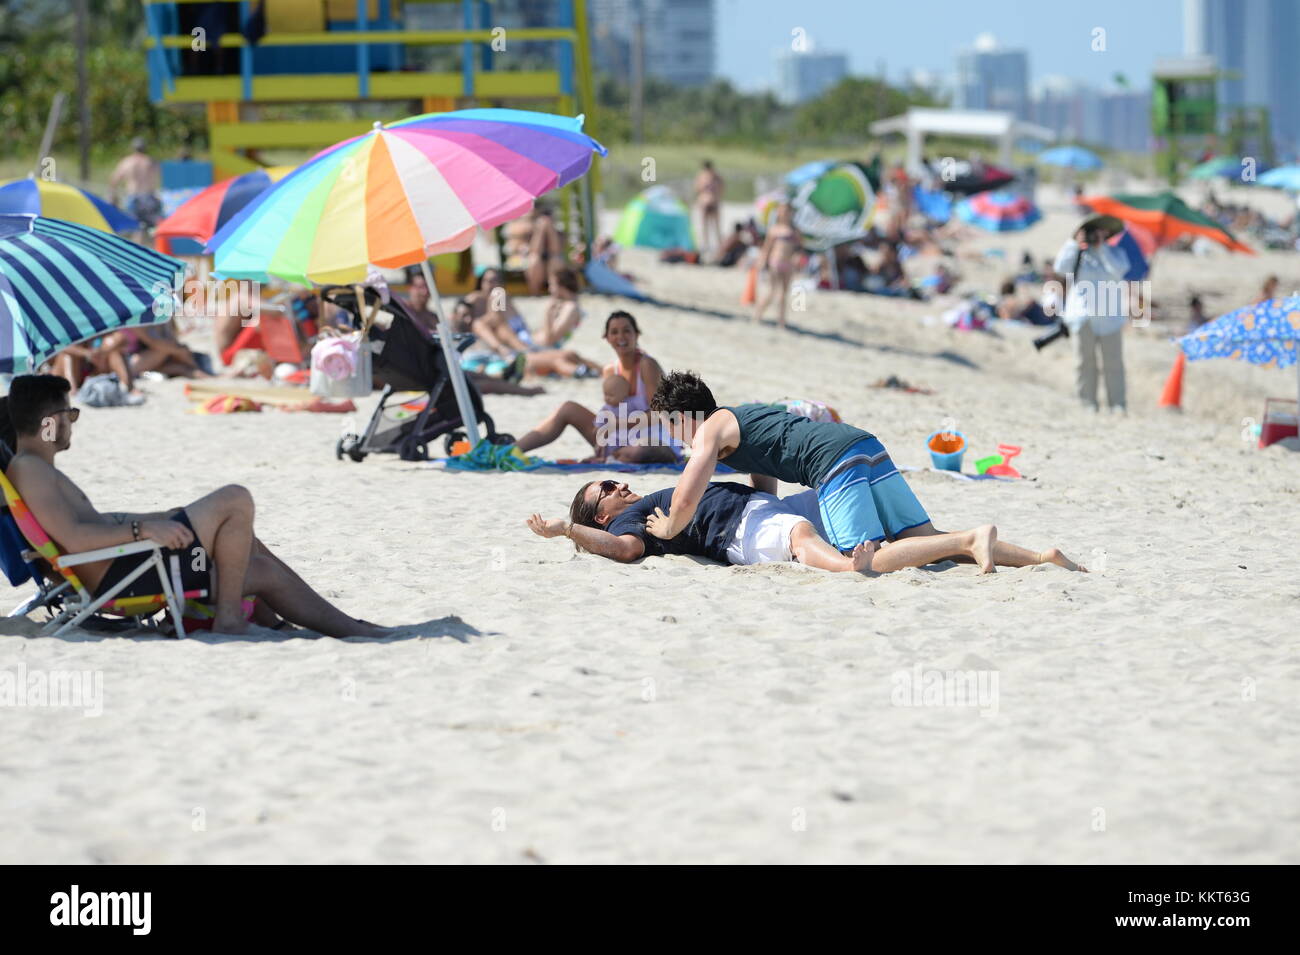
[1033,320,1070,351]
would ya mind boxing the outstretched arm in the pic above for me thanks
[525,514,645,562]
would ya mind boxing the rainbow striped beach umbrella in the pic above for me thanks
[155,165,294,252]
[0,178,138,234]
[0,214,183,375]
[956,191,1041,232]
[208,108,606,285]
[206,108,606,444]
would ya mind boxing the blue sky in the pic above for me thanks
[715,0,1185,92]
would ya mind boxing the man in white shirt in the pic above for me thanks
[1054,217,1131,411]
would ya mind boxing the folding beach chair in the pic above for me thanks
[0,469,205,637]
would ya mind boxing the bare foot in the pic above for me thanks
[971,524,998,574]
[1040,547,1087,572]
[350,620,398,638]
[211,614,251,635]
[850,540,876,572]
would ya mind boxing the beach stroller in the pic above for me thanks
[324,286,514,462]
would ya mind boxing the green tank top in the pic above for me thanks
[719,404,872,487]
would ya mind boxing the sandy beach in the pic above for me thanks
[2,189,1298,864]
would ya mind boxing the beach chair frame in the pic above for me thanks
[0,471,203,638]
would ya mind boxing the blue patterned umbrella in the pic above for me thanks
[1178,296,1300,405]
[1038,146,1103,171]
[0,214,184,375]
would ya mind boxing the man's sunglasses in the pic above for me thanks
[594,479,619,506]
[51,408,80,422]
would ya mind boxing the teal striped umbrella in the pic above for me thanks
[0,214,184,375]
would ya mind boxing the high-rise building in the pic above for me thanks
[1031,77,1151,153]
[589,0,716,88]
[774,50,849,105]
[1184,0,1300,158]
[955,33,1029,120]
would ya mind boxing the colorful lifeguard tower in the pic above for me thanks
[143,0,599,253]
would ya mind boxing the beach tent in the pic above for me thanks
[869,108,1055,174]
[613,186,695,251]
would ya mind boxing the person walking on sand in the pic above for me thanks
[754,203,800,327]
[694,160,724,256]
[646,371,1086,575]
[1054,216,1131,412]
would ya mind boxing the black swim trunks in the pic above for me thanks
[93,509,214,600]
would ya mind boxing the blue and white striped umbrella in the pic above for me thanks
[0,214,184,375]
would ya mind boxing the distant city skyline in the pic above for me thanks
[714,0,1184,94]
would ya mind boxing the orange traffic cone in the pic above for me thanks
[740,264,758,305]
[1158,351,1186,408]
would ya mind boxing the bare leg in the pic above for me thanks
[754,272,775,321]
[873,525,997,574]
[241,554,390,638]
[789,521,875,572]
[514,400,598,453]
[776,274,791,328]
[895,522,1085,571]
[611,443,680,464]
[183,485,256,632]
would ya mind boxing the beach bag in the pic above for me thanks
[76,373,137,408]
[310,333,372,398]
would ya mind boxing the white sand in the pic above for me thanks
[2,189,1298,863]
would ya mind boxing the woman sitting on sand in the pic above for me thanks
[465,268,601,379]
[513,311,681,463]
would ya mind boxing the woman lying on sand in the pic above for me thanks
[527,479,1080,575]
[513,311,681,463]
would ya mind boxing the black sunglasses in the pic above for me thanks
[594,479,619,507]
[51,407,81,422]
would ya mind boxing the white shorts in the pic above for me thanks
[724,492,815,566]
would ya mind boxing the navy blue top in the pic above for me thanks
[718,404,872,487]
[605,482,756,563]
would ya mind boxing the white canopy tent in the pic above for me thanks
[869,108,1056,173]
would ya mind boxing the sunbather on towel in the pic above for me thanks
[644,371,1086,574]
[3,374,395,637]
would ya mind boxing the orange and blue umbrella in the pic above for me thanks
[0,178,138,234]
[207,108,606,285]
[956,191,1041,232]
[155,165,293,249]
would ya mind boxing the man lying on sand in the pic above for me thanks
[3,375,393,637]
[527,479,1075,574]
[645,371,1085,574]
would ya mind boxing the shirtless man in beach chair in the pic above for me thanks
[527,479,1076,575]
[3,374,393,637]
[643,371,1086,575]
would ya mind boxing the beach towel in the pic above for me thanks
[188,395,262,414]
[427,452,736,475]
